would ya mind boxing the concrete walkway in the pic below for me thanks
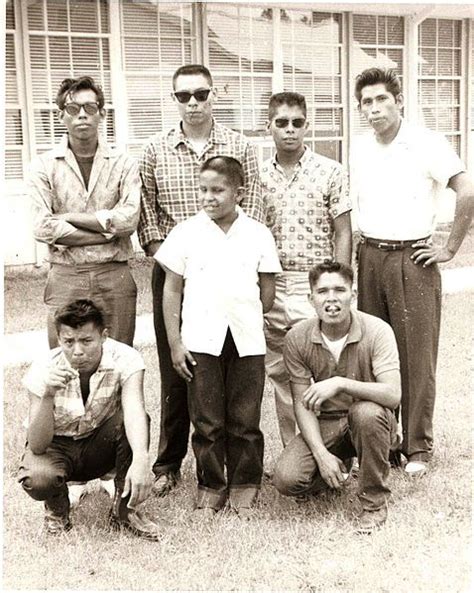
[3,266,474,368]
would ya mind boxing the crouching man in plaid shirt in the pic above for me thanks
[18,299,161,540]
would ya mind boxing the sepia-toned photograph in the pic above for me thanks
[3,1,473,591]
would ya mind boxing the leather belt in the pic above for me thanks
[360,236,430,251]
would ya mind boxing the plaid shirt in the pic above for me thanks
[137,121,265,247]
[28,135,141,265]
[261,147,351,271]
[23,338,145,439]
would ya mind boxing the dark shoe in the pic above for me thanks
[109,491,161,541]
[354,506,388,535]
[389,449,406,468]
[153,470,180,497]
[44,488,72,535]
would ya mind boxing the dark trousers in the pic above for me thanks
[273,402,398,511]
[358,242,441,462]
[45,262,137,348]
[18,411,132,506]
[188,330,265,510]
[152,262,190,475]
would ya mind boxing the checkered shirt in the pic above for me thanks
[137,121,265,247]
[261,147,351,271]
[23,338,145,439]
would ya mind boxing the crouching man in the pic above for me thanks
[273,262,401,534]
[18,299,160,540]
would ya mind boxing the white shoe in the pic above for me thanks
[405,461,428,478]
[99,478,115,499]
[68,483,87,508]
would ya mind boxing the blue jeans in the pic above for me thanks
[273,401,398,511]
[188,330,265,510]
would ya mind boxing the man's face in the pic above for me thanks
[58,322,106,374]
[358,82,402,137]
[173,74,215,128]
[199,169,242,225]
[267,103,308,155]
[309,272,355,328]
[59,88,104,143]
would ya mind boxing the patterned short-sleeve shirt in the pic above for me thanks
[261,147,351,271]
[23,338,145,439]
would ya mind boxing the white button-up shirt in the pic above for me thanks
[350,120,464,240]
[156,208,282,356]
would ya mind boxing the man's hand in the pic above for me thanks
[303,377,343,413]
[170,341,196,382]
[315,449,347,490]
[411,242,455,267]
[44,363,79,396]
[122,455,153,508]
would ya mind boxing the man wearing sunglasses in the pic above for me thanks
[138,64,265,498]
[261,92,352,448]
[28,76,140,350]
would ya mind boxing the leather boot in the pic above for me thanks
[44,487,72,535]
[109,489,161,541]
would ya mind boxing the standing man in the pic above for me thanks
[138,64,265,496]
[18,299,160,539]
[273,262,401,533]
[261,92,352,447]
[352,67,474,477]
[29,76,140,348]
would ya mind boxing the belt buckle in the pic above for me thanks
[377,242,397,251]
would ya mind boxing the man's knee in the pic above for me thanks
[273,455,307,496]
[19,463,66,501]
[349,400,388,434]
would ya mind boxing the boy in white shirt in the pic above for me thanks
[155,156,281,519]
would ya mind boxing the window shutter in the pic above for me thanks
[418,18,462,155]
[281,9,344,162]
[206,4,273,137]
[120,1,196,155]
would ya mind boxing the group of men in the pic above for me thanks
[19,63,473,538]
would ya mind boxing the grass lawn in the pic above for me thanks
[4,226,474,334]
[3,291,472,592]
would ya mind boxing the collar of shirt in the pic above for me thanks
[271,145,309,177]
[51,134,115,161]
[310,311,362,347]
[169,120,229,152]
[196,205,247,236]
[53,339,115,376]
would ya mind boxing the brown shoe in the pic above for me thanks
[44,488,72,535]
[109,491,161,541]
[354,506,388,535]
[153,470,180,497]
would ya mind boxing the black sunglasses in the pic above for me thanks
[274,117,306,129]
[174,88,212,104]
[63,102,100,116]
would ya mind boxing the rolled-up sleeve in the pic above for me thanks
[28,158,77,244]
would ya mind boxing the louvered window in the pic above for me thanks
[352,14,404,133]
[120,1,196,157]
[281,9,343,162]
[418,18,462,155]
[5,1,24,180]
[26,0,113,154]
[206,4,273,137]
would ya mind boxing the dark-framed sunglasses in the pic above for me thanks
[173,88,212,104]
[274,117,306,129]
[63,102,100,116]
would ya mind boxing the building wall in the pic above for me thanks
[4,1,474,266]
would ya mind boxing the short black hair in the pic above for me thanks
[172,64,213,90]
[56,76,105,110]
[54,299,106,334]
[200,156,245,188]
[308,262,354,290]
[354,68,401,104]
[268,92,307,120]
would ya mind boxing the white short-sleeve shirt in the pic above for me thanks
[350,120,464,240]
[156,208,282,356]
